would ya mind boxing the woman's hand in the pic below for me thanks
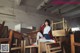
[41,24,44,27]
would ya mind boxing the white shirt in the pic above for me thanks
[43,26,51,34]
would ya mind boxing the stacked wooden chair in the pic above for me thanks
[38,18,68,53]
[0,21,24,53]
[52,18,68,37]
[10,31,24,53]
[23,31,62,53]
[0,21,9,43]
[24,31,40,53]
[70,31,80,53]
[0,21,11,52]
[46,18,68,53]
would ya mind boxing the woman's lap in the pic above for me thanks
[44,34,51,39]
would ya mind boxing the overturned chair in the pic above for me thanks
[49,18,68,53]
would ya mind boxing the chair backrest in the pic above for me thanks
[13,31,23,40]
[0,30,13,51]
[0,21,5,37]
[27,31,37,45]
[0,26,9,38]
[27,32,37,45]
[11,31,23,46]
[51,18,68,37]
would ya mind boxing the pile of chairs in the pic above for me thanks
[0,21,24,53]
[24,31,62,53]
[0,21,63,53]
[70,31,80,53]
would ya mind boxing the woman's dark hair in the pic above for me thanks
[45,19,51,26]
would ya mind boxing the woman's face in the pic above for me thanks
[45,21,48,26]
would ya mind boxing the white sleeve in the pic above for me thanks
[47,27,51,33]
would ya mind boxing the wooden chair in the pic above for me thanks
[10,30,24,53]
[0,21,9,45]
[0,30,24,53]
[23,29,63,53]
[70,32,80,53]
[38,18,66,53]
[52,18,68,37]
[0,21,24,53]
[0,21,5,38]
[24,31,40,53]
[24,31,62,53]
[24,40,40,53]
[0,30,13,52]
[12,31,23,46]
[39,41,61,53]
[50,18,68,53]
[46,42,61,53]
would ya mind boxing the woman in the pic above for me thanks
[41,19,51,39]
[33,19,55,46]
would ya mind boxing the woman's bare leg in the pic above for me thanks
[36,32,43,40]
[33,32,43,45]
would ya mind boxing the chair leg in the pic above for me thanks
[24,40,26,53]
[45,44,49,53]
[30,48,32,53]
[38,42,40,53]
[63,47,66,53]
[70,34,75,53]
[21,40,24,53]
[38,42,41,53]
[47,45,50,53]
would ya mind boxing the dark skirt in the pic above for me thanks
[43,34,51,39]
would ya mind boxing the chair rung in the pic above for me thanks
[74,42,80,46]
[13,43,17,46]
[25,46,38,48]
[51,50,62,53]
[11,47,21,50]
[50,47,61,50]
